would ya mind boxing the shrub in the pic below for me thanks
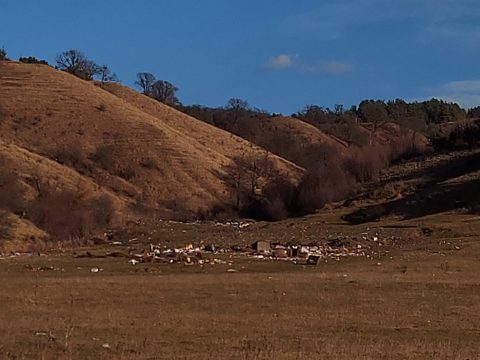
[345,145,388,183]
[0,160,26,214]
[0,47,8,61]
[432,122,480,151]
[28,188,115,240]
[52,144,90,172]
[29,188,91,239]
[295,160,355,215]
[96,103,107,112]
[0,105,5,125]
[19,56,49,65]
[91,145,136,180]
[0,210,11,239]
[91,195,115,227]
[91,144,115,170]
[139,158,158,170]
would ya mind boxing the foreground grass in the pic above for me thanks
[1,235,479,360]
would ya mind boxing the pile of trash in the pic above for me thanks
[125,243,233,266]
[249,240,366,265]
[124,239,368,266]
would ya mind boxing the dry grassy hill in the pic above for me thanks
[102,85,348,165]
[247,115,348,160]
[0,61,303,249]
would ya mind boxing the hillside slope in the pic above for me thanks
[0,62,303,248]
[178,105,349,167]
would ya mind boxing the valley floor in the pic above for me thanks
[1,212,480,359]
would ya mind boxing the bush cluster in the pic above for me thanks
[229,135,426,221]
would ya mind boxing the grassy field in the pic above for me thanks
[1,211,480,359]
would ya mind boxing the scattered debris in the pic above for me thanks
[273,248,288,259]
[230,245,245,252]
[204,244,217,253]
[24,265,64,272]
[306,255,321,266]
[125,237,370,267]
[328,239,344,248]
[34,331,56,341]
[38,266,55,271]
[253,240,271,253]
[422,227,433,236]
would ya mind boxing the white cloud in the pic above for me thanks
[441,80,480,94]
[301,61,353,75]
[322,61,353,74]
[267,54,294,70]
[265,54,353,75]
[427,79,480,108]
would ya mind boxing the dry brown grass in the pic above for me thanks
[1,209,480,359]
[0,61,304,239]
[1,249,479,359]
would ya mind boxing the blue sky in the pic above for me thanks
[2,0,480,114]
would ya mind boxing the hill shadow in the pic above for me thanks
[380,151,480,186]
[344,152,480,224]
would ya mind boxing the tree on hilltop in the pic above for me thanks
[150,80,180,106]
[97,64,119,86]
[225,98,250,130]
[226,98,249,112]
[135,72,156,95]
[56,50,117,84]
[19,56,49,65]
[56,50,99,80]
[135,72,181,106]
[0,47,9,61]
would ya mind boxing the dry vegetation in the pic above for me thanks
[1,210,480,359]
[2,140,480,360]
[0,61,302,246]
[0,60,431,244]
[2,49,480,360]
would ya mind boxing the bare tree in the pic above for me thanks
[150,80,180,106]
[226,98,249,112]
[0,47,8,61]
[135,72,156,95]
[223,150,274,210]
[225,98,249,130]
[97,64,118,86]
[56,50,98,80]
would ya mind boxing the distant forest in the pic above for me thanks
[181,98,477,141]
